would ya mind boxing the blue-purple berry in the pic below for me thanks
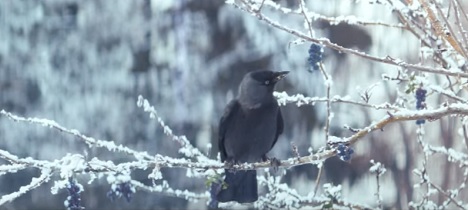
[65,178,84,210]
[107,182,135,202]
[336,144,354,161]
[308,43,324,71]
[415,87,427,124]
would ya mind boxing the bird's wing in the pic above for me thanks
[218,99,240,162]
[271,109,284,149]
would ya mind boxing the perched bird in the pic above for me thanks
[216,70,288,203]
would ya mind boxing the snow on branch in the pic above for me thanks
[274,91,402,111]
[261,0,406,28]
[229,0,468,78]
[346,103,467,145]
[0,168,52,205]
[1,98,466,174]
[0,98,466,207]
[0,110,154,161]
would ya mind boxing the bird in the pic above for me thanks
[215,70,288,203]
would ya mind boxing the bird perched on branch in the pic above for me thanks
[215,70,288,203]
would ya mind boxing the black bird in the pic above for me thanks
[216,70,288,203]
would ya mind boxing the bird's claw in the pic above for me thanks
[224,159,238,173]
[270,157,281,173]
[263,155,281,173]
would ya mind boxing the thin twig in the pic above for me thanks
[298,0,314,37]
[319,64,332,142]
[428,86,467,103]
[0,110,154,161]
[2,101,467,171]
[231,1,468,78]
[346,103,467,145]
[274,91,403,111]
[418,0,467,57]
[0,169,53,205]
[428,181,467,210]
[262,0,406,29]
[430,0,467,58]
[313,165,323,196]
[451,0,469,46]
[453,0,468,21]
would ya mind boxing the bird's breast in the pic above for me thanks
[223,105,279,163]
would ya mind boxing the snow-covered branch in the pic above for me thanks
[0,0,467,209]
[230,0,468,78]
[0,110,154,161]
[274,91,402,111]
[347,103,467,145]
[0,169,53,205]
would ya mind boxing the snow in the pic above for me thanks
[274,91,321,107]
[0,0,467,209]
[51,179,69,195]
[323,183,342,198]
[369,160,386,176]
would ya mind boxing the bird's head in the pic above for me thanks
[238,70,289,109]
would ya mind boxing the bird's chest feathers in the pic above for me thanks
[230,106,278,143]
[242,106,277,125]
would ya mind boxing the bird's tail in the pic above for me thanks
[216,169,258,203]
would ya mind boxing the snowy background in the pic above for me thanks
[0,0,467,209]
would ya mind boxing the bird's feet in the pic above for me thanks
[224,158,239,173]
[262,155,281,173]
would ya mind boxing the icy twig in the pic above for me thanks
[137,96,213,163]
[2,102,466,172]
[259,0,406,29]
[274,91,402,111]
[370,160,386,209]
[0,168,52,205]
[428,85,467,103]
[130,179,208,202]
[298,0,313,37]
[418,0,466,57]
[0,110,154,161]
[347,103,467,145]
[428,181,467,210]
[232,0,468,78]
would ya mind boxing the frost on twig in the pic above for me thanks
[0,85,467,208]
[0,168,52,205]
[370,160,386,209]
[231,0,469,78]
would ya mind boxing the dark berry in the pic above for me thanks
[307,43,324,71]
[336,144,354,162]
[107,182,135,203]
[65,179,84,210]
[415,87,427,124]
[416,119,425,125]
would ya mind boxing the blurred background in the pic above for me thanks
[0,0,467,209]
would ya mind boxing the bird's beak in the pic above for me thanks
[273,71,289,82]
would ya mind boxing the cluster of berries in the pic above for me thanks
[107,182,135,202]
[336,144,354,161]
[415,87,427,125]
[64,179,84,210]
[308,43,323,71]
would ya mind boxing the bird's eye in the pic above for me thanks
[264,80,270,85]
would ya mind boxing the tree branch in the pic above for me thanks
[231,1,468,78]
